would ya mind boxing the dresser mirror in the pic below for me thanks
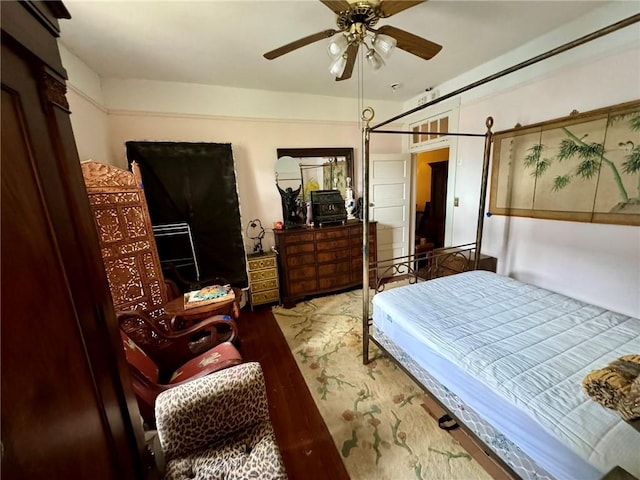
[276,148,354,203]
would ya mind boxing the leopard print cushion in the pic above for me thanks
[155,362,287,479]
[164,423,284,480]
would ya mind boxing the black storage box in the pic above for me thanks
[311,190,347,226]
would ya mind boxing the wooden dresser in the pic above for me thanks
[247,251,280,308]
[275,221,377,306]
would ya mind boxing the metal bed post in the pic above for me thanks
[361,107,374,365]
[473,116,494,270]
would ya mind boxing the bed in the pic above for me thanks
[357,17,640,479]
[370,270,640,479]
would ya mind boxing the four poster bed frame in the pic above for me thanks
[360,13,640,480]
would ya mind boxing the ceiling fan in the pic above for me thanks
[263,0,442,81]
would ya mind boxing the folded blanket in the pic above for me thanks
[618,375,640,422]
[582,354,640,421]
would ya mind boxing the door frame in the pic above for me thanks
[405,98,461,251]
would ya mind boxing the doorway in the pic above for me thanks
[415,148,449,248]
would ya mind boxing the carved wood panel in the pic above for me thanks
[81,161,174,358]
[82,162,169,320]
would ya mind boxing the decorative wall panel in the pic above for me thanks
[490,100,640,225]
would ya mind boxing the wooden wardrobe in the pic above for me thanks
[1,2,146,478]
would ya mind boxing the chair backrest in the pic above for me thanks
[119,329,166,425]
[81,161,169,318]
[120,330,159,384]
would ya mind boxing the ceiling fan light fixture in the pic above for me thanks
[365,48,385,71]
[327,33,349,59]
[329,54,348,77]
[372,33,396,59]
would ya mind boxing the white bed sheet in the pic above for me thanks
[371,271,640,480]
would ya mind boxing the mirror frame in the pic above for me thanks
[276,147,354,198]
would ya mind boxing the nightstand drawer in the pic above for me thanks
[247,256,277,271]
[251,289,280,305]
[249,268,277,283]
[251,278,278,293]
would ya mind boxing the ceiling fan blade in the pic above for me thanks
[264,29,338,60]
[378,0,425,18]
[336,43,358,81]
[377,25,442,60]
[319,0,351,14]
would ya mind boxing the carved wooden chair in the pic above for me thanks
[119,324,243,426]
[80,161,239,368]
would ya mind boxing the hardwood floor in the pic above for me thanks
[235,305,350,480]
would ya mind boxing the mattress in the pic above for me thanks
[371,270,640,480]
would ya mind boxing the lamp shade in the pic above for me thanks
[365,48,385,70]
[327,33,349,59]
[372,33,396,59]
[329,54,348,77]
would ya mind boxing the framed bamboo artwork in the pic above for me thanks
[489,99,640,225]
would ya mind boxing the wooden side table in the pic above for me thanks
[164,287,241,344]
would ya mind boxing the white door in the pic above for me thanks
[369,153,412,273]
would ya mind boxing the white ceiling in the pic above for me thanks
[59,0,612,103]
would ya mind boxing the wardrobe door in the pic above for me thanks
[1,2,144,479]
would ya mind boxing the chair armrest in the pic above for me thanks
[118,310,236,342]
[155,362,270,460]
[167,314,238,344]
[118,310,238,371]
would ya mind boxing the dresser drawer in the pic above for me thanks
[318,261,350,277]
[317,238,349,251]
[285,243,315,255]
[319,274,351,290]
[286,253,315,267]
[288,265,316,281]
[282,232,314,245]
[247,256,277,271]
[317,249,350,263]
[315,229,349,241]
[249,268,277,283]
[251,277,279,293]
[290,278,318,295]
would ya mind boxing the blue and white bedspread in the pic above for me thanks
[372,270,640,478]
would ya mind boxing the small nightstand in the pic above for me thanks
[247,252,280,309]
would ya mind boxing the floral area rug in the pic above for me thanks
[272,288,491,480]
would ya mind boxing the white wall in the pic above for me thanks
[404,4,640,316]
[59,49,402,254]
[106,112,401,253]
[59,45,111,164]
[467,46,640,317]
[102,78,401,124]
